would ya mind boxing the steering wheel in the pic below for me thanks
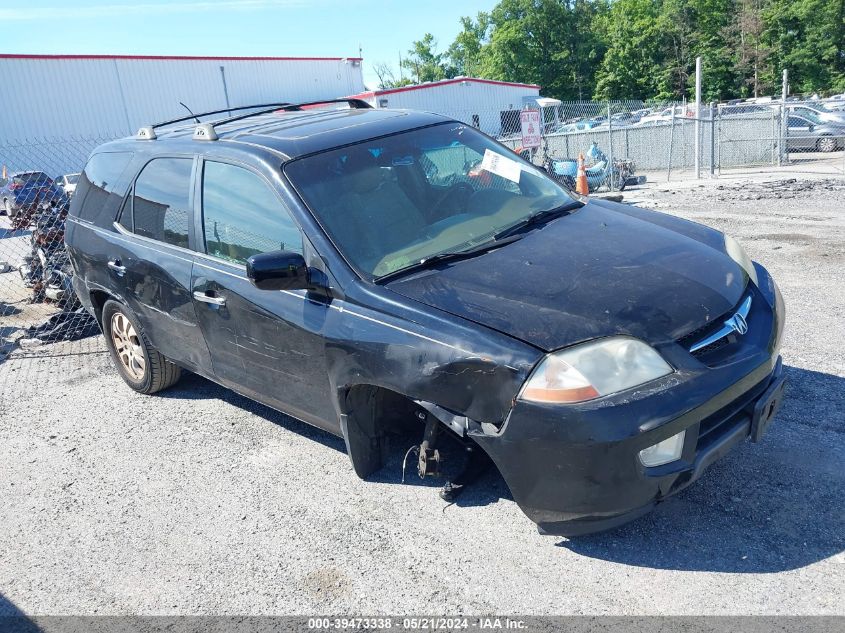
[430,182,475,219]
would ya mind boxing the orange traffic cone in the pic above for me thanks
[575,152,589,195]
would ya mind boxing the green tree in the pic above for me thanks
[479,0,608,100]
[732,0,771,97]
[402,34,451,83]
[446,13,492,77]
[688,0,741,102]
[763,0,845,95]
[593,0,664,100]
[398,0,845,103]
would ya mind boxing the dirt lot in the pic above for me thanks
[1,176,843,616]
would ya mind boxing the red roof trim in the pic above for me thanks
[0,54,363,62]
[347,91,376,100]
[358,78,541,97]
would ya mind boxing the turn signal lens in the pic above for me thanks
[520,354,600,403]
[519,337,672,404]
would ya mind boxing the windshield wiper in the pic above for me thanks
[492,201,584,241]
[376,234,523,284]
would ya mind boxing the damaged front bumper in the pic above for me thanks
[472,356,785,536]
[471,269,785,537]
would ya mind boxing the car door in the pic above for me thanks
[110,156,211,372]
[787,116,814,151]
[189,157,337,432]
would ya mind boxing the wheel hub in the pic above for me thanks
[110,312,145,380]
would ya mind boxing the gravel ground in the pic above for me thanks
[1,176,843,616]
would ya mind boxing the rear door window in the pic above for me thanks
[131,158,193,249]
[200,161,301,264]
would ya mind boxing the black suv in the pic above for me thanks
[66,100,785,535]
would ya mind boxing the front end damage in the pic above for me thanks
[339,262,784,537]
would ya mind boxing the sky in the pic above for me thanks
[0,0,496,89]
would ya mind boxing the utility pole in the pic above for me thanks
[694,56,702,179]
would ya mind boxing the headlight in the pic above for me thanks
[519,336,673,404]
[724,234,758,286]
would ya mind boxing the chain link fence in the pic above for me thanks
[2,94,845,383]
[0,138,109,389]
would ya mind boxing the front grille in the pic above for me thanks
[689,336,732,357]
[677,290,758,364]
[696,376,769,449]
[677,309,734,357]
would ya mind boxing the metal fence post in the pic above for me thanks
[710,101,716,178]
[667,108,676,181]
[607,101,614,190]
[780,69,788,165]
[715,103,722,176]
[694,56,702,179]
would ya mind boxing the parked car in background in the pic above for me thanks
[786,115,845,152]
[56,173,80,196]
[824,100,845,112]
[787,104,845,125]
[0,171,67,219]
[638,105,694,125]
[591,112,641,130]
[720,103,771,117]
[554,119,601,133]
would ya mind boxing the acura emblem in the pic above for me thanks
[726,311,749,336]
[688,295,753,353]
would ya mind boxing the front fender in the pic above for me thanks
[323,299,540,425]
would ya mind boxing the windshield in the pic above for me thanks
[285,123,575,279]
[793,108,823,124]
[65,174,79,184]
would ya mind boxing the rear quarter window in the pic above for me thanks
[71,152,135,226]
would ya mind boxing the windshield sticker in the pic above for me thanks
[481,149,522,183]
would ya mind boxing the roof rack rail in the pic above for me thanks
[136,102,293,140]
[137,98,373,141]
[188,98,373,142]
[207,97,372,127]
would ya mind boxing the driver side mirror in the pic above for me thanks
[247,250,310,291]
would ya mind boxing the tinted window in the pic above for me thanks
[132,158,193,249]
[75,152,134,224]
[201,161,301,264]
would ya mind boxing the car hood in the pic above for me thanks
[384,200,747,352]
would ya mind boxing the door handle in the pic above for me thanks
[107,259,126,276]
[193,290,226,306]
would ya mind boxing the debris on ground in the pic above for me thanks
[23,308,100,343]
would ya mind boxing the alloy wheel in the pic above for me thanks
[110,311,146,380]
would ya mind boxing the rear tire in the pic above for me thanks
[102,299,181,394]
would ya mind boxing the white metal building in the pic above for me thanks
[348,77,542,137]
[0,54,366,175]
